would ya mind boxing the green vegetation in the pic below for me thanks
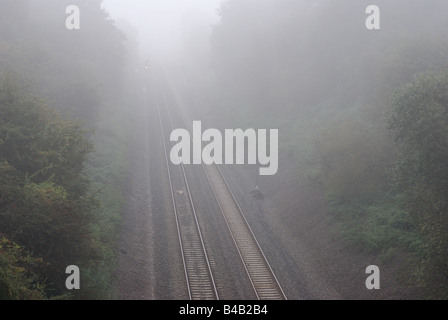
[183,0,448,298]
[0,0,133,299]
[0,76,97,298]
[0,234,47,300]
[2,0,448,299]
[82,98,131,299]
[388,71,448,297]
[328,198,420,257]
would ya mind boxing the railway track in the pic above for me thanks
[152,75,287,300]
[154,84,219,300]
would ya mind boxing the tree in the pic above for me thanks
[0,233,47,300]
[388,70,448,297]
[0,75,98,297]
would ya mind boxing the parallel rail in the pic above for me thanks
[166,80,287,300]
[153,84,219,300]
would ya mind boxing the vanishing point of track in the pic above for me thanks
[151,76,287,300]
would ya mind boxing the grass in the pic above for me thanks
[82,100,131,299]
[327,196,422,261]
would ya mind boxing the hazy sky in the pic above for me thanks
[102,0,223,58]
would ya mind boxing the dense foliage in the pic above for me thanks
[389,71,448,296]
[0,0,132,299]
[182,0,448,297]
[2,0,448,299]
[0,76,98,297]
[0,233,47,300]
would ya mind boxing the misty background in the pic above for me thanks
[103,0,221,61]
[1,0,448,299]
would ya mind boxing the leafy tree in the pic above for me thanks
[0,75,98,297]
[388,71,448,297]
[1,0,126,122]
[0,233,47,300]
[206,0,448,298]
[0,0,131,299]
[317,118,395,201]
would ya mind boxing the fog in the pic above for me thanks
[1,0,448,301]
[102,0,222,60]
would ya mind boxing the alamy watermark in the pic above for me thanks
[63,4,380,30]
[65,5,80,30]
[366,265,380,290]
[170,121,278,176]
[65,265,80,290]
[366,5,380,30]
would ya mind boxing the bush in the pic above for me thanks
[388,70,448,297]
[0,234,47,300]
[329,199,420,257]
[0,75,98,297]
